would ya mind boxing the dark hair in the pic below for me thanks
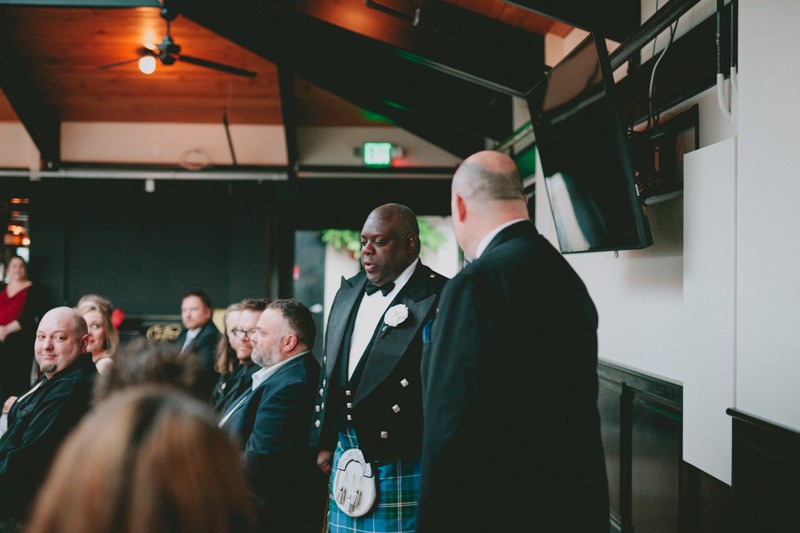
[267,299,316,349]
[93,338,205,403]
[182,290,212,310]
[240,298,269,313]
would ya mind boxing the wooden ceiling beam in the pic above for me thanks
[278,68,299,180]
[505,0,640,42]
[180,0,539,157]
[0,25,60,167]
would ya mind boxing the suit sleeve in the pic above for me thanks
[421,272,494,475]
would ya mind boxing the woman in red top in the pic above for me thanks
[0,256,44,401]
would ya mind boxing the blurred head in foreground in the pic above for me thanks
[26,385,256,533]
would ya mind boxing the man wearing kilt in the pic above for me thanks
[310,203,447,532]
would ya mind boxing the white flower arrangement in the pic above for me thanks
[380,304,409,337]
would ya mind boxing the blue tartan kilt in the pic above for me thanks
[327,427,421,533]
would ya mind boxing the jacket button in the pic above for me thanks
[346,403,352,409]
[347,415,352,421]
[315,405,320,412]
[314,419,321,428]
[400,378,409,387]
[392,404,401,413]
[380,431,388,439]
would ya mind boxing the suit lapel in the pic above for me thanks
[324,275,365,377]
[355,264,436,402]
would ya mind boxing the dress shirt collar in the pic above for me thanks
[251,350,309,391]
[474,218,528,259]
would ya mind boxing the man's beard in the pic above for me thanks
[40,363,57,374]
[250,347,274,369]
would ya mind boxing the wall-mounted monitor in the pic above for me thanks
[527,33,653,254]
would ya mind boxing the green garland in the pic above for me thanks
[321,218,446,260]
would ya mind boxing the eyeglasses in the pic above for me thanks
[232,328,259,339]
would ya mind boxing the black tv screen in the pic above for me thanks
[527,33,653,253]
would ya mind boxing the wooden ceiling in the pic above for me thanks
[0,0,641,166]
[0,5,376,126]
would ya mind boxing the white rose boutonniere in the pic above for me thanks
[379,304,409,338]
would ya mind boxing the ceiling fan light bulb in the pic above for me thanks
[138,56,157,75]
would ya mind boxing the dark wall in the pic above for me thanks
[28,179,269,315]
[598,360,731,533]
[21,176,451,316]
[728,409,800,533]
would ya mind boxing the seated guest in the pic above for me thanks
[26,386,256,533]
[0,255,46,402]
[219,299,326,533]
[210,302,244,410]
[76,293,125,331]
[0,306,97,527]
[77,303,119,374]
[213,299,265,413]
[174,290,221,400]
[93,337,204,403]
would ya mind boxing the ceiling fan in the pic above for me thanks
[99,6,256,78]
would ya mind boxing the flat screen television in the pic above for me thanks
[526,33,653,254]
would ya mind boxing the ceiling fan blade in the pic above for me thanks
[178,54,257,78]
[98,57,140,70]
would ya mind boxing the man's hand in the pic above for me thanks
[3,396,18,414]
[317,449,333,476]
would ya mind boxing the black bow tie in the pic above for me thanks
[365,281,395,296]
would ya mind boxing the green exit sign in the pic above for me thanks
[363,142,393,166]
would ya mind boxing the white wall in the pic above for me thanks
[535,0,742,484]
[534,0,800,486]
[736,0,800,430]
[0,122,38,169]
[61,122,288,166]
[297,127,461,168]
[0,122,460,170]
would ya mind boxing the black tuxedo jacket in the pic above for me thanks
[310,262,447,463]
[418,221,609,532]
[222,352,325,533]
[175,320,220,400]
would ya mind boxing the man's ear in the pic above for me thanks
[80,333,91,354]
[406,233,419,254]
[283,332,298,352]
[454,193,467,222]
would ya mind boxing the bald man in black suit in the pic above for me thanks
[418,150,609,532]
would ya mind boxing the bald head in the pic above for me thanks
[452,150,526,204]
[35,306,90,379]
[360,203,420,286]
[368,204,420,241]
[451,151,529,259]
